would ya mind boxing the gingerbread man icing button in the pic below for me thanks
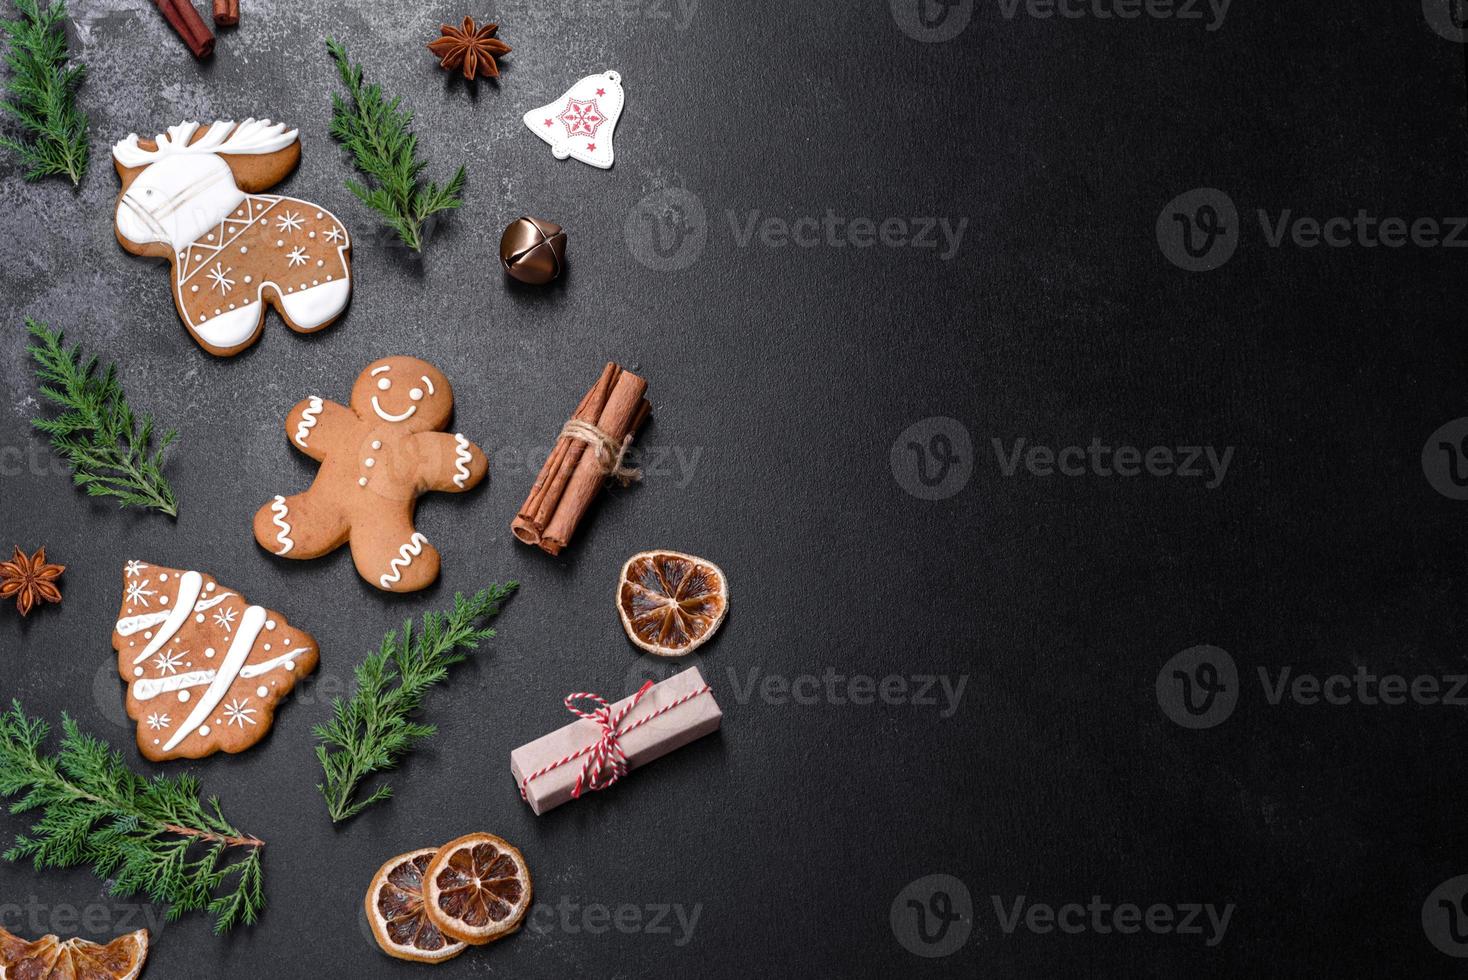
[252,357,488,593]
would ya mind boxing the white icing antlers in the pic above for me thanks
[112,118,299,168]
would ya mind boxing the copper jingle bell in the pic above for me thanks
[500,216,567,285]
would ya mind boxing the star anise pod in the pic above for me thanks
[0,546,64,616]
[427,16,511,81]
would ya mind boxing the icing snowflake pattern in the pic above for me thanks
[125,560,147,578]
[213,606,238,633]
[152,649,185,675]
[223,698,258,728]
[286,246,309,267]
[206,262,235,294]
[146,713,171,731]
[276,210,304,233]
[323,227,345,244]
[125,580,156,607]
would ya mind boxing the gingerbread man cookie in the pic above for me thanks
[112,561,320,762]
[252,357,488,593]
[112,119,353,357]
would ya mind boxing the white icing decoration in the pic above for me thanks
[132,571,202,665]
[163,605,265,751]
[199,725,210,737]
[453,433,472,488]
[379,533,429,589]
[269,495,294,555]
[295,396,323,449]
[371,440,382,450]
[257,686,269,698]
[371,397,416,423]
[421,375,436,395]
[131,646,310,702]
[178,691,190,702]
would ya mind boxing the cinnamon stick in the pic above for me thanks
[513,363,651,555]
[155,0,215,59]
[213,0,239,27]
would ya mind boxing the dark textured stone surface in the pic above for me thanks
[1,1,1467,976]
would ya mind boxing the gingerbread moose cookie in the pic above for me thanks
[253,357,488,593]
[112,119,353,357]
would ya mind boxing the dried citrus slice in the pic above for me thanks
[617,550,729,657]
[365,847,468,963]
[422,832,532,945]
[0,926,148,980]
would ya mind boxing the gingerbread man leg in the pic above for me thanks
[348,507,442,593]
[252,490,349,559]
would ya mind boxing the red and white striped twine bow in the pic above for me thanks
[519,680,712,801]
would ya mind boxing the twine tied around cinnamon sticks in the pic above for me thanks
[513,363,651,555]
[558,419,642,487]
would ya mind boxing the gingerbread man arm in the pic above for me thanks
[284,396,356,461]
[411,431,488,493]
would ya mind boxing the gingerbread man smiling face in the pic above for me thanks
[252,357,488,592]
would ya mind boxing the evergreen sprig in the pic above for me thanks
[325,37,466,253]
[0,703,266,933]
[0,0,88,185]
[315,585,518,823]
[26,319,179,517]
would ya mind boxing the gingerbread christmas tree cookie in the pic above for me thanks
[111,561,319,762]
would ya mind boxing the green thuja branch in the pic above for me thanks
[0,704,266,933]
[0,0,88,184]
[325,37,466,252]
[26,319,180,517]
[315,585,518,823]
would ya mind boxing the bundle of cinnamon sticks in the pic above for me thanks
[513,363,651,556]
[154,0,238,60]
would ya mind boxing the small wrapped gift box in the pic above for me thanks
[511,666,721,815]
